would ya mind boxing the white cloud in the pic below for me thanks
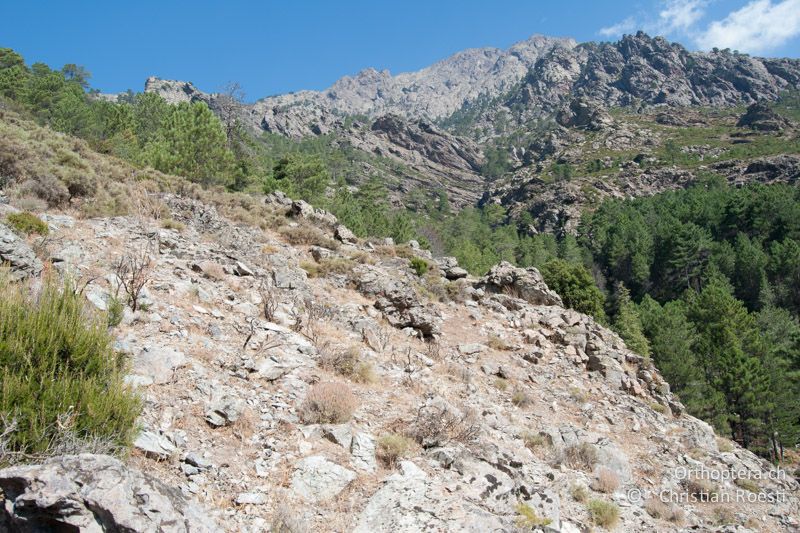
[599,17,637,37]
[694,0,800,53]
[657,0,706,33]
[598,0,706,38]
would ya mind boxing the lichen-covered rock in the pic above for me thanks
[0,222,42,280]
[355,265,442,337]
[290,456,357,503]
[476,261,562,306]
[0,454,218,532]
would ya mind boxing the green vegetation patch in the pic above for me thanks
[0,274,140,460]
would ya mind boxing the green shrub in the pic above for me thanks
[106,294,124,328]
[5,212,49,235]
[376,433,415,467]
[0,274,140,460]
[409,257,429,277]
[515,502,552,528]
[587,499,620,529]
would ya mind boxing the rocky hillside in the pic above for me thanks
[485,100,800,234]
[0,114,798,530]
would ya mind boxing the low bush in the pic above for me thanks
[106,294,125,328]
[515,503,552,528]
[592,467,620,494]
[376,433,415,467]
[563,442,599,472]
[5,212,48,235]
[0,274,140,461]
[570,483,589,502]
[299,382,358,424]
[645,498,684,523]
[685,476,717,502]
[587,499,620,529]
[160,218,186,231]
[409,257,429,277]
[319,346,361,377]
[522,431,549,451]
[511,389,532,407]
[279,224,339,249]
[301,257,355,278]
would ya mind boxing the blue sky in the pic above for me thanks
[1,1,798,100]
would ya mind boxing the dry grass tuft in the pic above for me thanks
[299,382,358,424]
[591,467,620,494]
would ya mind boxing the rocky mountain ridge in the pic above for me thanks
[144,32,800,141]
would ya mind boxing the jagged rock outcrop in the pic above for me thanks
[476,261,563,306]
[144,76,213,106]
[0,222,42,280]
[0,454,218,532]
[354,265,442,337]
[737,101,793,131]
[556,97,614,131]
[370,115,483,173]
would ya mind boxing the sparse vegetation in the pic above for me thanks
[522,431,549,451]
[106,294,124,328]
[685,476,717,502]
[376,433,415,467]
[511,389,532,407]
[493,377,508,391]
[570,483,589,502]
[113,250,153,312]
[592,467,620,494]
[487,334,511,351]
[515,502,552,528]
[160,218,185,231]
[562,442,599,472]
[301,257,355,278]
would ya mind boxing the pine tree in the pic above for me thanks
[142,102,234,186]
[611,283,650,356]
[687,275,771,447]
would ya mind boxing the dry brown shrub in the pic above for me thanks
[410,401,480,448]
[561,442,599,472]
[591,467,620,493]
[299,382,358,424]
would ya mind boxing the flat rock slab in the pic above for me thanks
[290,455,356,503]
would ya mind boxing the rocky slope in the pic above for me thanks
[1,185,798,531]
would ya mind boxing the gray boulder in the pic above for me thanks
[476,261,562,306]
[334,224,358,244]
[355,266,442,337]
[0,454,218,532]
[290,456,357,503]
[0,222,42,281]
